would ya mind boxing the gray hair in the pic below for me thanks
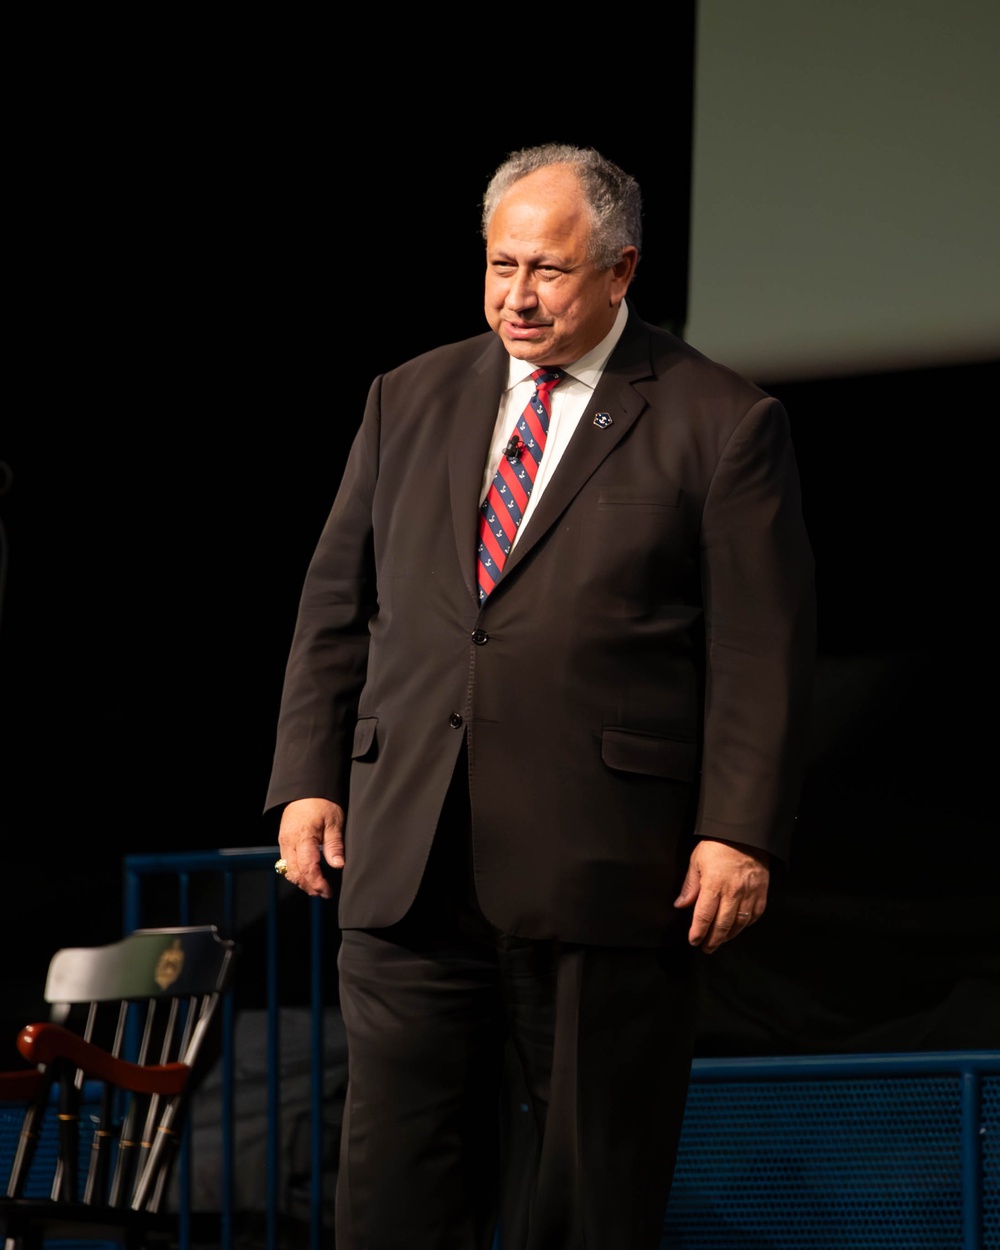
[481,143,643,269]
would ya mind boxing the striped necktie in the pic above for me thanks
[477,367,563,603]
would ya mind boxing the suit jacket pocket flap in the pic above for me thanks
[351,717,378,760]
[601,727,697,782]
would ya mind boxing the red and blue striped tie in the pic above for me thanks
[477,367,563,603]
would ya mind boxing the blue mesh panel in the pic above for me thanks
[985,1076,999,1250]
[0,1087,106,1200]
[664,1074,973,1249]
[2,1091,121,1248]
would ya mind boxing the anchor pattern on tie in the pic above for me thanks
[477,367,563,603]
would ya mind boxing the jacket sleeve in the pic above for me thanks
[264,379,381,813]
[695,395,816,861]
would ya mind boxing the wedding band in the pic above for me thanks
[274,859,288,876]
[737,911,750,918]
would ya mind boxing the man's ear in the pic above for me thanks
[610,246,639,303]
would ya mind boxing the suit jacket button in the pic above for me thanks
[449,713,464,729]
[471,629,489,645]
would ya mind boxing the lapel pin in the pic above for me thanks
[593,413,613,429]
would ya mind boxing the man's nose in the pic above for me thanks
[505,271,537,311]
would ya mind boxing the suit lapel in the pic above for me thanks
[499,314,655,583]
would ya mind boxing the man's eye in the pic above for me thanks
[538,267,562,277]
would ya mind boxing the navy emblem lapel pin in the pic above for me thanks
[593,412,613,429]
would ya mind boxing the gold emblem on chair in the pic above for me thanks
[154,940,184,990]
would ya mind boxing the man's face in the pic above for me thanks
[484,166,637,367]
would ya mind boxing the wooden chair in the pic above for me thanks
[1,925,236,1250]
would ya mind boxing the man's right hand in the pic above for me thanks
[277,797,346,898]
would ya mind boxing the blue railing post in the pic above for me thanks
[266,865,281,1250]
[310,895,325,1250]
[220,867,237,1250]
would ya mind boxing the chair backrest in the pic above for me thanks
[45,926,234,1009]
[4,925,236,1223]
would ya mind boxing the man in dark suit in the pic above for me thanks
[267,144,815,1248]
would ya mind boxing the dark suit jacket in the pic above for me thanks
[266,310,816,946]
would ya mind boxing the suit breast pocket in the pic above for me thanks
[577,486,696,612]
[596,488,681,510]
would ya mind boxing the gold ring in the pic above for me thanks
[274,858,288,876]
[737,911,750,919]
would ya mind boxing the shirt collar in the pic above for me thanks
[504,301,630,391]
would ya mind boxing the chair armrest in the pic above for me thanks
[16,1024,190,1096]
[0,1069,44,1100]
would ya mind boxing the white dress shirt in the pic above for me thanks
[479,302,630,550]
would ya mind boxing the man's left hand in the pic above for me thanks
[673,839,770,953]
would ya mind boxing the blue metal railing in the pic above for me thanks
[122,849,999,1250]
[664,1050,998,1250]
[123,848,328,1250]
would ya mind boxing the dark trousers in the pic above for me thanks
[335,760,696,1250]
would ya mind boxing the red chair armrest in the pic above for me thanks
[0,1068,45,1100]
[16,1023,189,1096]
